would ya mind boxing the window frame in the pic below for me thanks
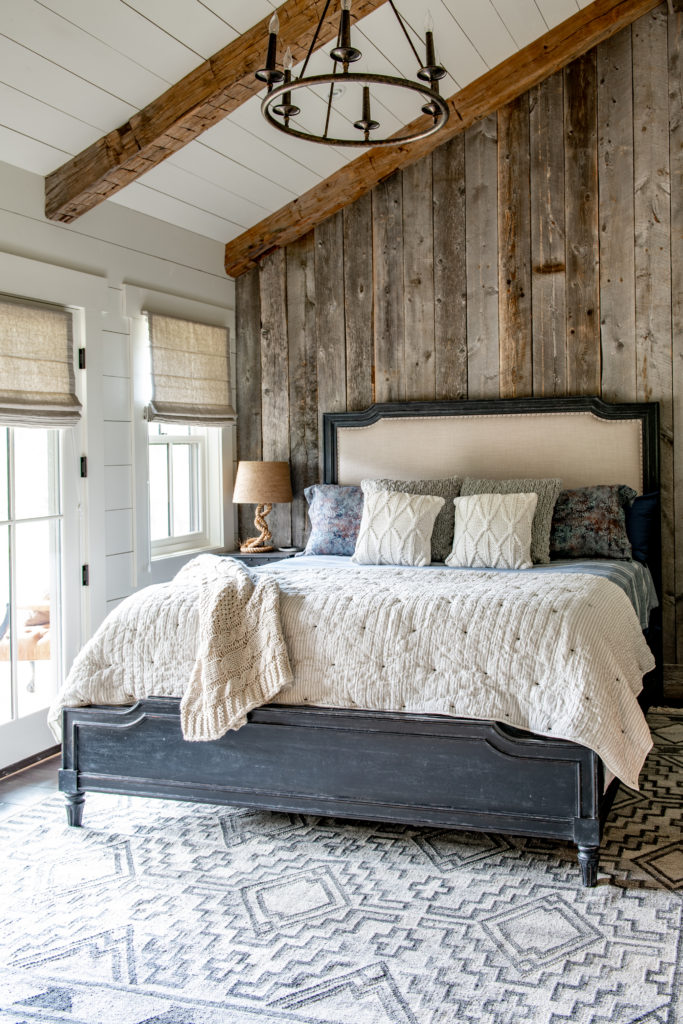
[0,256,107,769]
[0,427,64,721]
[147,423,224,558]
[126,287,236,589]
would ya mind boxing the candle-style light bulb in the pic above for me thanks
[417,7,446,84]
[331,0,361,65]
[272,44,301,122]
[424,15,436,68]
[255,10,285,84]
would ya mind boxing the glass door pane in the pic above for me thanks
[14,518,61,719]
[0,429,8,521]
[13,427,59,519]
[0,524,10,726]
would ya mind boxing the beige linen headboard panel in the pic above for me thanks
[336,412,643,493]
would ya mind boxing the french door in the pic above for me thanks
[0,426,79,769]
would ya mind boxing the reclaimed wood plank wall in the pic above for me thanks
[236,6,682,665]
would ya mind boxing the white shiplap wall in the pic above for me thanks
[0,159,235,635]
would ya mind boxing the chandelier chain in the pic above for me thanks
[300,0,334,81]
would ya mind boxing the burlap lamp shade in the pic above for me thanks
[233,461,293,552]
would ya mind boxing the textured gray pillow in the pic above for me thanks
[460,477,563,564]
[361,477,462,562]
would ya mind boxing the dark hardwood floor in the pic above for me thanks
[0,754,60,820]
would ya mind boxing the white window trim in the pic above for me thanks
[0,253,107,643]
[148,426,224,558]
[125,286,236,589]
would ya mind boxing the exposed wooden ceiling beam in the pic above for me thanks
[44,0,389,223]
[224,0,661,277]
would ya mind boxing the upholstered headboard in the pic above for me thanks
[323,397,659,496]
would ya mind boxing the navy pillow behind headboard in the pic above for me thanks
[625,492,659,564]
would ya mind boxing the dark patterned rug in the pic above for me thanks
[1,709,682,1024]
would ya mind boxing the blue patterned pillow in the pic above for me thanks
[550,485,636,560]
[303,484,364,556]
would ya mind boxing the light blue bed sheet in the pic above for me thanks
[254,554,658,631]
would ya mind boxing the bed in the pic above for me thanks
[57,396,662,886]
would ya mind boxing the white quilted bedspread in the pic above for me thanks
[49,557,655,789]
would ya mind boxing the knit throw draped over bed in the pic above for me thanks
[49,555,655,790]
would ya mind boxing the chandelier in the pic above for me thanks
[255,0,450,147]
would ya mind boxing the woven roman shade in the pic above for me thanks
[146,313,235,426]
[0,298,81,426]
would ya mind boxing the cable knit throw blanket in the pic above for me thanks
[49,555,292,743]
[49,556,655,789]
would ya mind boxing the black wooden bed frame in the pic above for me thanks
[59,396,662,886]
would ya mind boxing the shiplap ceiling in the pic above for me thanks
[1,0,591,245]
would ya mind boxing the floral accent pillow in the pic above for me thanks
[550,484,637,560]
[303,484,364,556]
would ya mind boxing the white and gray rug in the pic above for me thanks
[1,709,682,1024]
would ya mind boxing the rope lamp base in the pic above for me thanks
[240,503,274,553]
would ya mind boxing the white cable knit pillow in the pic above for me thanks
[352,490,445,567]
[446,492,538,570]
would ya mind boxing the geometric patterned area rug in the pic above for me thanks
[1,709,681,1024]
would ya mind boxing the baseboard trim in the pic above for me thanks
[0,745,61,781]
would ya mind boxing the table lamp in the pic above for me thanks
[233,460,293,552]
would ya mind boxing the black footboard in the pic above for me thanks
[59,699,615,886]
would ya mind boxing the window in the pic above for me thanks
[142,312,233,561]
[128,291,235,583]
[0,427,64,726]
[148,422,223,557]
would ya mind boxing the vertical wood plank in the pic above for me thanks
[343,192,374,411]
[670,7,683,662]
[403,156,436,401]
[530,72,567,397]
[315,211,346,478]
[259,249,291,547]
[287,232,317,549]
[433,134,467,400]
[466,114,499,399]
[634,5,674,659]
[597,26,637,403]
[498,95,532,398]
[232,25,683,666]
[372,170,405,403]
[564,50,600,396]
[235,267,262,543]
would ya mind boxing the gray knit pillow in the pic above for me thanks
[460,477,563,564]
[361,477,462,562]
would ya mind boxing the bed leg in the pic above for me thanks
[577,845,599,887]
[65,791,85,827]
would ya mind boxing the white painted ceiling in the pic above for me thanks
[0,0,591,245]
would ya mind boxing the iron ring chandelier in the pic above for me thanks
[255,0,451,147]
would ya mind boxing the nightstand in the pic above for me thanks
[225,549,299,568]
